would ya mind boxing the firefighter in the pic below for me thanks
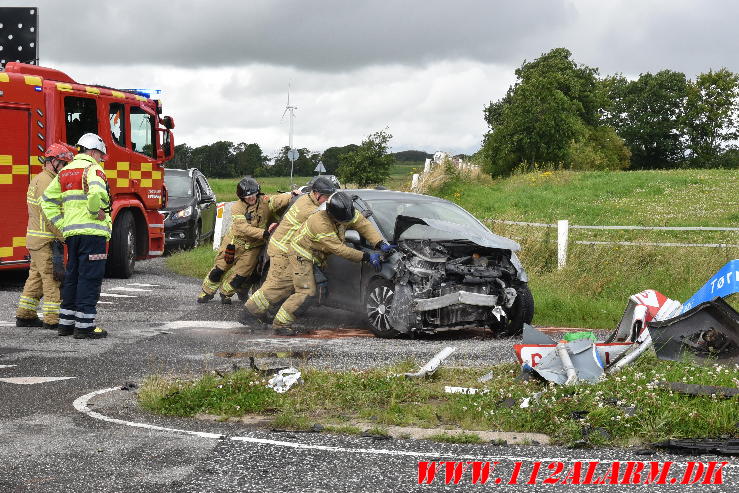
[239,176,337,326]
[198,177,292,304]
[15,143,76,330]
[242,191,396,335]
[40,133,112,339]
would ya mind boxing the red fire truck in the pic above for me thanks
[0,62,174,277]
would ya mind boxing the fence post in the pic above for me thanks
[410,173,420,191]
[557,219,569,269]
[212,202,226,250]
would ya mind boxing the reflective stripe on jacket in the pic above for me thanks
[290,210,384,266]
[226,192,292,250]
[267,193,321,256]
[40,154,112,239]
[26,169,63,250]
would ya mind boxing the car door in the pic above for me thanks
[323,238,364,311]
[194,174,216,237]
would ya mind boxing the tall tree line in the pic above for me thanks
[481,48,739,176]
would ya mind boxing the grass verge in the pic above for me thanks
[139,356,739,447]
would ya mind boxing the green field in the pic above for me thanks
[432,169,739,329]
[206,164,417,202]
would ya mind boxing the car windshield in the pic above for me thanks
[365,198,490,239]
[164,173,193,198]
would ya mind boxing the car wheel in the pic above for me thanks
[106,210,136,279]
[366,278,401,338]
[502,283,535,337]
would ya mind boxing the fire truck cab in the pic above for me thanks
[0,63,174,278]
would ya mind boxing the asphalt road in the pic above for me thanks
[0,258,736,492]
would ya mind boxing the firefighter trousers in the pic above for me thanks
[16,243,61,324]
[59,235,107,331]
[245,254,316,327]
[202,247,261,297]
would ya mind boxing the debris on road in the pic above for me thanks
[444,386,484,395]
[658,381,739,398]
[649,298,739,365]
[653,438,739,456]
[266,367,303,393]
[403,346,456,378]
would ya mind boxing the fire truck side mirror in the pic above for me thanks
[161,116,175,130]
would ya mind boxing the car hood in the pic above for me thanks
[394,215,520,251]
[162,196,193,211]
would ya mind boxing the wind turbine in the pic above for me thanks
[281,84,298,183]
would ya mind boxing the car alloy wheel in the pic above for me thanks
[367,281,394,334]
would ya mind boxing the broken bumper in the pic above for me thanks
[414,291,499,311]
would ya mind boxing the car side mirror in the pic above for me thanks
[344,229,360,244]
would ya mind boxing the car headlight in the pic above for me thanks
[175,206,193,219]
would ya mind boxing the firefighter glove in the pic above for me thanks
[262,229,270,240]
[378,241,397,253]
[363,252,383,272]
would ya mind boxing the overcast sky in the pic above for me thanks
[4,0,739,157]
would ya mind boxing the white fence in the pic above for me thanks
[486,219,739,269]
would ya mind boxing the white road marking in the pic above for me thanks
[100,293,137,298]
[0,365,17,369]
[0,376,76,385]
[73,387,738,468]
[109,287,152,293]
[97,301,115,305]
[0,322,16,327]
[127,283,161,287]
[157,321,244,330]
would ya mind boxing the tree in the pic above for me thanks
[233,142,269,177]
[481,48,608,176]
[165,143,192,169]
[683,68,739,167]
[603,71,689,169]
[392,150,432,162]
[321,144,359,174]
[337,130,395,187]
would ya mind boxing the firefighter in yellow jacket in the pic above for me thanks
[16,144,76,329]
[241,191,395,334]
[239,177,337,325]
[198,177,292,304]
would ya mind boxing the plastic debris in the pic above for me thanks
[649,298,739,365]
[266,367,303,393]
[530,339,604,385]
[478,371,495,383]
[404,346,456,378]
[653,439,739,456]
[658,381,739,398]
[444,386,483,395]
[562,331,596,342]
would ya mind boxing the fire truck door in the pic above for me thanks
[0,106,31,264]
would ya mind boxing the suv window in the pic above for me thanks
[109,103,126,148]
[130,106,154,157]
[65,97,98,146]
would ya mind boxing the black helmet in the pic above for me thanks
[310,176,338,196]
[236,177,260,199]
[325,191,355,223]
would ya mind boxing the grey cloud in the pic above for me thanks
[33,0,572,70]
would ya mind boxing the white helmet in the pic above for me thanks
[76,133,108,160]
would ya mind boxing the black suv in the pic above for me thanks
[161,168,217,250]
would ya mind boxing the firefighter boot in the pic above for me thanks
[16,317,43,328]
[73,327,108,339]
[197,291,215,304]
[220,293,233,305]
[237,309,268,329]
[58,324,74,336]
[43,322,59,331]
[272,322,308,337]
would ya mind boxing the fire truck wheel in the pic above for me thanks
[106,210,136,278]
